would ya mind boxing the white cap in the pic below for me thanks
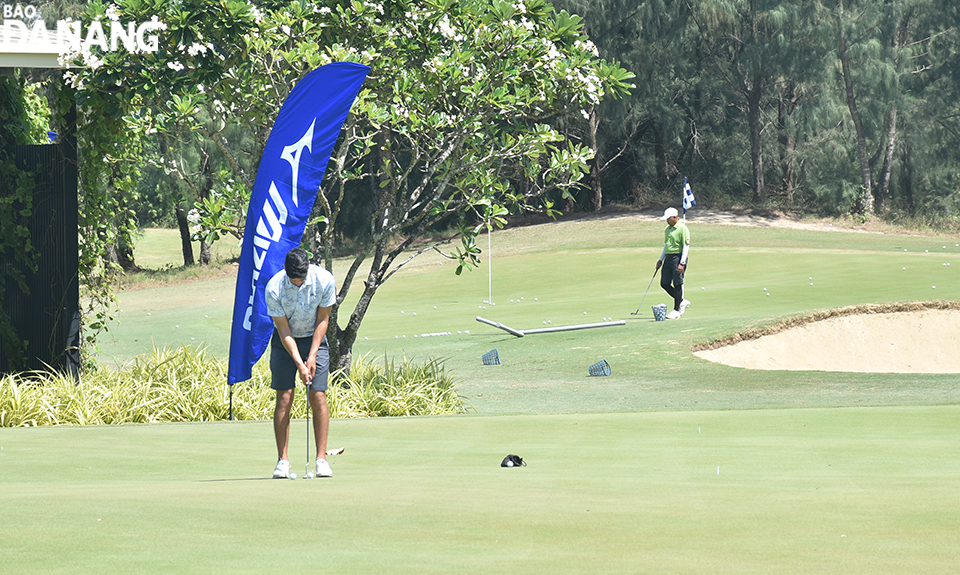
[660,207,679,220]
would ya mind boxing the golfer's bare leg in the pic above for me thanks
[309,389,329,459]
[274,389,294,461]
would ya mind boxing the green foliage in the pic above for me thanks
[335,354,468,417]
[0,73,42,369]
[0,346,465,427]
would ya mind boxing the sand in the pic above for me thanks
[694,309,960,373]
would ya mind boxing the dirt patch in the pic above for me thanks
[694,302,960,373]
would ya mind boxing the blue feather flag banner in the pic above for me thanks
[228,62,369,385]
[682,177,696,214]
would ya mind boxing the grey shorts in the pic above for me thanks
[269,331,329,392]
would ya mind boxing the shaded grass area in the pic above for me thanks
[2,407,959,574]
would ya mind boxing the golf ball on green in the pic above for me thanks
[289,473,297,480]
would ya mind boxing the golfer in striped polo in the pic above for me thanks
[265,248,337,479]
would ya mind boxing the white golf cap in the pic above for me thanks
[660,207,679,220]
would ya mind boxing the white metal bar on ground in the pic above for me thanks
[520,320,626,335]
[476,316,626,337]
[475,316,525,337]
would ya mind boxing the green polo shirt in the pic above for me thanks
[663,222,690,254]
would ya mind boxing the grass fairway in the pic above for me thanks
[3,407,959,574]
[98,215,960,413]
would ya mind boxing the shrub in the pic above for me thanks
[0,346,467,427]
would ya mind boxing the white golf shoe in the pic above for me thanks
[679,299,691,314]
[665,309,682,320]
[273,459,291,479]
[316,458,333,478]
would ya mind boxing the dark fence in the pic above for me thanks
[0,133,79,377]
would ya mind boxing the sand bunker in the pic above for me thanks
[695,308,960,373]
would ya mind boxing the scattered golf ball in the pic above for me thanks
[932,286,936,289]
[412,312,416,316]
[809,277,813,280]
[763,287,767,291]
[903,267,907,270]
[701,287,705,290]
[926,250,929,253]
[766,293,770,296]
[434,306,437,309]
[810,283,814,286]
[305,471,315,479]
[904,249,908,252]
[534,298,538,301]
[543,321,547,325]
[289,473,297,480]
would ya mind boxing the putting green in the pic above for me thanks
[2,406,959,574]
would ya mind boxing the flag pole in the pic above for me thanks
[682,177,686,222]
[487,215,493,305]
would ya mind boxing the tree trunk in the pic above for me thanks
[747,72,765,203]
[875,106,897,213]
[198,240,212,266]
[777,87,799,210]
[898,141,915,214]
[587,105,602,211]
[653,120,667,191]
[175,206,195,266]
[838,0,874,215]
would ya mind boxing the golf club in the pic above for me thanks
[631,267,660,315]
[305,379,315,479]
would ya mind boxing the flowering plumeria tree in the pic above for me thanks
[69,0,633,371]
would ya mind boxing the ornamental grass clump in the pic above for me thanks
[330,354,467,418]
[0,346,466,427]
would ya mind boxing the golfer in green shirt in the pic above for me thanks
[655,207,691,319]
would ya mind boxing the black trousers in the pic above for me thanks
[660,254,685,311]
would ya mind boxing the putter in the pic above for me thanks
[630,268,660,316]
[305,379,313,479]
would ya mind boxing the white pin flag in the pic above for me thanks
[682,177,696,219]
